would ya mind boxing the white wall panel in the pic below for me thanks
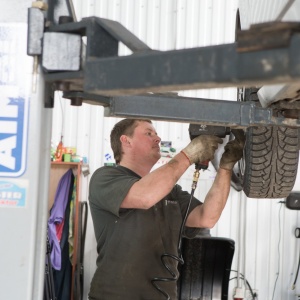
[239,0,300,29]
[50,1,300,299]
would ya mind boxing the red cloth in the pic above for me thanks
[55,219,65,242]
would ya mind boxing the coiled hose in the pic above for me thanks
[151,167,200,299]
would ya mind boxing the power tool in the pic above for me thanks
[188,124,231,170]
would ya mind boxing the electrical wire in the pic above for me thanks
[68,0,77,22]
[272,202,283,300]
[230,278,255,299]
[242,192,248,292]
[230,271,257,300]
[151,166,200,299]
[292,232,300,290]
[58,92,65,138]
[234,189,248,292]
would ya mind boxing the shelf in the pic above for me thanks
[48,162,82,211]
[48,161,82,300]
[51,161,82,166]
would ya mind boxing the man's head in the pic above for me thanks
[111,118,156,164]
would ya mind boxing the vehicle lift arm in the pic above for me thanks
[27,4,300,129]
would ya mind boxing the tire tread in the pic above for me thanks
[243,126,299,198]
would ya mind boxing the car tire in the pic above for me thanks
[235,10,300,198]
[242,124,299,198]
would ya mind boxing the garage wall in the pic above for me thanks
[50,1,300,299]
[239,0,300,29]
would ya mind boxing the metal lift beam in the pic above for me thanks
[105,95,300,128]
[62,92,300,128]
[37,16,300,98]
[84,34,300,96]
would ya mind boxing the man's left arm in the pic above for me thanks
[185,168,231,228]
[185,132,245,229]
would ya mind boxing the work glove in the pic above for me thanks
[182,135,223,165]
[219,130,245,171]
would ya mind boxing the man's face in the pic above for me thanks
[128,121,161,164]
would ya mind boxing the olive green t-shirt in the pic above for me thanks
[88,165,202,300]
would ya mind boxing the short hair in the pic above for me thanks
[110,119,152,164]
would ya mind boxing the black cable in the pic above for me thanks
[292,242,300,289]
[229,277,255,299]
[151,166,200,299]
[230,270,257,299]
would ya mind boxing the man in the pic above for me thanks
[88,118,244,300]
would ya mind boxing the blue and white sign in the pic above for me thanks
[0,25,31,177]
[0,180,27,208]
[0,97,29,177]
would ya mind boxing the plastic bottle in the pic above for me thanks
[55,137,64,161]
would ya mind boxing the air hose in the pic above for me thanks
[151,166,200,299]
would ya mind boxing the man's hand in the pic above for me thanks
[182,135,223,165]
[220,131,245,171]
